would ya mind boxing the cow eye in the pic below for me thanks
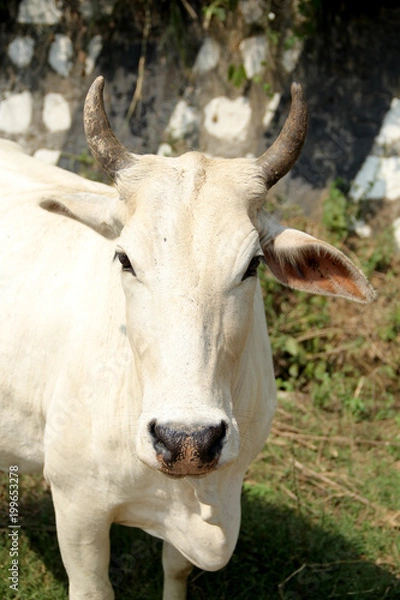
[115,252,136,276]
[242,254,264,281]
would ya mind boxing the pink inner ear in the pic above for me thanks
[264,242,375,303]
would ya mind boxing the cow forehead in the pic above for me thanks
[116,152,265,273]
[116,151,267,216]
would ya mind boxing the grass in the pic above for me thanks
[1,395,399,599]
[1,190,399,598]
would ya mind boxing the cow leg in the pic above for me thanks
[51,487,114,600]
[162,541,193,600]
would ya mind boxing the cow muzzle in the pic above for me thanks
[148,420,227,477]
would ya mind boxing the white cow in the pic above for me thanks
[0,78,374,599]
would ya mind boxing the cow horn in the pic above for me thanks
[84,76,136,178]
[257,82,308,189]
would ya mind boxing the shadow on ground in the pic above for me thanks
[4,476,398,600]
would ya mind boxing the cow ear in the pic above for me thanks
[261,226,376,303]
[40,192,126,239]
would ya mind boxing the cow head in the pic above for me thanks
[42,77,375,478]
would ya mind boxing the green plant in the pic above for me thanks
[284,33,302,50]
[360,226,395,275]
[297,0,322,37]
[60,150,107,183]
[252,75,274,97]
[227,62,247,87]
[322,178,355,242]
[267,28,280,47]
[259,207,399,422]
[202,0,238,29]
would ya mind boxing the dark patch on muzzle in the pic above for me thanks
[149,421,227,476]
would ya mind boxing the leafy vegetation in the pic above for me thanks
[261,181,399,422]
[202,0,238,29]
[321,177,355,242]
[227,62,247,88]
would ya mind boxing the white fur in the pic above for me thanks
[0,142,275,599]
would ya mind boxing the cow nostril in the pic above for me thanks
[149,420,171,457]
[149,420,227,468]
[148,420,157,439]
[204,421,227,461]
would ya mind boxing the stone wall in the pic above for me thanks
[0,0,109,163]
[0,0,399,246]
[0,1,306,171]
